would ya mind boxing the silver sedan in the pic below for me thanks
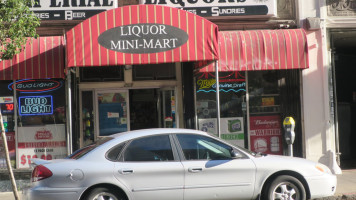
[23,128,336,200]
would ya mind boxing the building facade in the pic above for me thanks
[1,0,351,189]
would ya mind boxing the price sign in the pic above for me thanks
[1,103,14,113]
[17,125,67,169]
[20,154,53,166]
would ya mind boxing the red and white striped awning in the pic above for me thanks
[0,36,65,80]
[66,4,219,68]
[199,29,309,72]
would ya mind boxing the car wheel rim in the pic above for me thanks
[92,192,118,200]
[272,181,299,200]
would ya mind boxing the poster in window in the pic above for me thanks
[17,125,67,169]
[249,115,283,155]
[198,118,217,135]
[220,117,244,147]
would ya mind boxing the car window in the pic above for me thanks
[67,137,114,160]
[176,134,234,160]
[106,142,126,161]
[123,135,174,162]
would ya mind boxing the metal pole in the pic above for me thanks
[66,70,73,155]
[215,61,221,137]
[288,144,293,157]
[193,76,198,130]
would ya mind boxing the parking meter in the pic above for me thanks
[283,117,295,156]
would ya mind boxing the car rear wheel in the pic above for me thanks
[84,187,125,200]
[263,175,306,200]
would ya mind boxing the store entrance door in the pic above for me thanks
[96,90,130,137]
[129,88,176,130]
[80,88,176,147]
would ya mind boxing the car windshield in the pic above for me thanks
[67,137,114,159]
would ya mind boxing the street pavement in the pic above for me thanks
[0,169,356,200]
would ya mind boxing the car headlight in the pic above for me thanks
[315,164,332,174]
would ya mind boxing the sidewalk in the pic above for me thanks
[1,169,356,200]
[325,169,356,200]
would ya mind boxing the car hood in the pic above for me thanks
[251,154,329,177]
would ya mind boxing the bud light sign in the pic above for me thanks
[19,96,53,116]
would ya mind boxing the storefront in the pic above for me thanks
[1,1,309,172]
[194,29,308,156]
[0,37,66,169]
[65,4,220,148]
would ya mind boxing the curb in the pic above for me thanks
[316,194,356,200]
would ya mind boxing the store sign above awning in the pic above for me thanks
[140,0,277,17]
[66,4,219,67]
[29,0,117,20]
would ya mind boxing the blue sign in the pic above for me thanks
[18,96,53,116]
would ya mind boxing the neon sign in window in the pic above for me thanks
[0,103,14,114]
[18,96,53,116]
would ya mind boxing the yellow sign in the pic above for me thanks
[262,97,275,106]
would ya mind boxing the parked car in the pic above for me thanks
[23,128,336,200]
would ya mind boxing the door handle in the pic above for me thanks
[188,167,203,173]
[119,169,134,174]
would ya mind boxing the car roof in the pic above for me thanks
[81,128,211,160]
[109,128,209,140]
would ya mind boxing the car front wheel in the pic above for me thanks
[263,175,306,200]
[84,187,125,200]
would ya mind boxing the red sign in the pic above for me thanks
[35,129,53,140]
[249,115,283,155]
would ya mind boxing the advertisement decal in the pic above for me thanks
[17,125,67,169]
[249,115,283,155]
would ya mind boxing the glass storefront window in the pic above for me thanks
[0,81,15,169]
[248,71,283,155]
[81,91,94,146]
[195,72,247,147]
[15,79,66,126]
[14,79,67,169]
[80,66,124,82]
[133,63,176,80]
[195,70,301,156]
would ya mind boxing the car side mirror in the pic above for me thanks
[231,150,243,159]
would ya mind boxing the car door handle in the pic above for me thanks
[119,169,134,174]
[188,167,203,173]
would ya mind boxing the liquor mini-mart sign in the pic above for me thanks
[140,0,277,17]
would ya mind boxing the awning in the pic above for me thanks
[199,29,309,72]
[66,4,219,68]
[0,36,65,80]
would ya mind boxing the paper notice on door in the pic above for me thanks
[107,112,120,118]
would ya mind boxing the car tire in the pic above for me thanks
[84,187,125,200]
[263,175,306,200]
